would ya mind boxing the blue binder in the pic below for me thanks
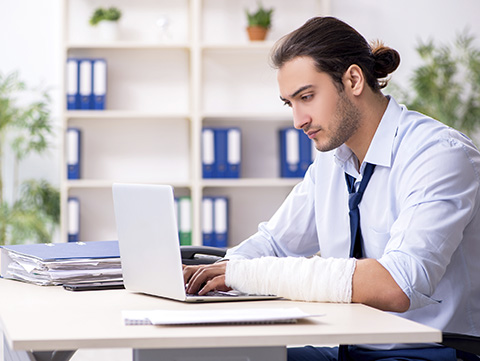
[93,58,107,110]
[299,131,313,177]
[66,128,81,179]
[202,128,216,178]
[0,240,120,261]
[68,197,80,242]
[79,59,93,110]
[215,129,228,178]
[202,197,214,247]
[213,197,228,248]
[226,128,241,178]
[279,128,301,178]
[66,58,80,110]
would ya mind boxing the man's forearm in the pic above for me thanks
[225,256,356,302]
[352,258,410,312]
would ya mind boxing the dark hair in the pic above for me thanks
[270,17,400,92]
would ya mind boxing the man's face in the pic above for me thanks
[278,56,361,152]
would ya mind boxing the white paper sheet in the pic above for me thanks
[122,307,323,326]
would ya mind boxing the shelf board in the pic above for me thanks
[66,42,190,50]
[66,42,273,51]
[201,178,301,188]
[201,42,275,51]
[65,110,191,120]
[201,112,292,121]
[65,179,300,189]
[65,180,193,189]
[66,110,291,122]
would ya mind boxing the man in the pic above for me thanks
[184,17,480,361]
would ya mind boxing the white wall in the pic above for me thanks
[332,0,480,88]
[0,0,62,196]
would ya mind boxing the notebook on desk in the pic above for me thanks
[112,183,278,303]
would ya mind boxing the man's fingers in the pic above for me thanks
[186,263,227,294]
[198,275,230,295]
[182,265,202,284]
[186,266,211,294]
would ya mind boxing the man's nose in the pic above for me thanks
[292,106,310,130]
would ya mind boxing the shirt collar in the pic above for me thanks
[334,96,402,174]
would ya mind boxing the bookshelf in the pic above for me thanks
[60,0,329,246]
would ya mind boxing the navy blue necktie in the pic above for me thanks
[344,162,376,259]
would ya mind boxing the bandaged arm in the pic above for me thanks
[225,256,356,303]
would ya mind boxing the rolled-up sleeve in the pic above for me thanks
[379,132,479,310]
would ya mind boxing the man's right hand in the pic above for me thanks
[183,262,231,295]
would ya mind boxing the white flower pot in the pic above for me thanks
[98,20,119,41]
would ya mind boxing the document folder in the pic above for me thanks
[93,58,107,110]
[279,128,315,178]
[66,58,80,110]
[202,127,242,179]
[226,128,241,178]
[280,128,300,177]
[79,59,93,110]
[178,196,192,246]
[68,197,80,242]
[0,240,122,286]
[213,197,228,248]
[202,197,214,247]
[215,129,228,178]
[66,128,81,179]
[202,128,215,178]
[0,240,120,262]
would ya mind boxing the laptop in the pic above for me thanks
[112,183,278,302]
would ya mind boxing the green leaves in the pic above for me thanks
[12,89,53,162]
[89,7,122,26]
[0,71,59,245]
[0,201,51,245]
[391,32,480,137]
[0,72,53,162]
[0,72,25,132]
[20,179,60,225]
[245,2,273,29]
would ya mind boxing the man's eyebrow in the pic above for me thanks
[280,85,314,102]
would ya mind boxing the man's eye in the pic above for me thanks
[301,94,313,101]
[283,101,292,107]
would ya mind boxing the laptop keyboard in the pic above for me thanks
[186,290,244,298]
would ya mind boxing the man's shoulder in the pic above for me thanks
[395,107,477,154]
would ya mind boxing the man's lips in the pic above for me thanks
[306,129,320,139]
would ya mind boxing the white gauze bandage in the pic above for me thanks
[225,256,356,303]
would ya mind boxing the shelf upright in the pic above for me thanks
[59,0,69,243]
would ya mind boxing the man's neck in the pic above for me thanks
[346,92,389,167]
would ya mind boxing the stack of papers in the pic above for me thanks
[0,241,122,286]
[122,307,323,326]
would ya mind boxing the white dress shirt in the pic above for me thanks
[226,96,480,337]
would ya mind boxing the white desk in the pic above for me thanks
[0,279,441,361]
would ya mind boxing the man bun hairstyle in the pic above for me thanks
[370,40,401,88]
[270,17,400,92]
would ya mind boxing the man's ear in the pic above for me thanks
[343,64,365,97]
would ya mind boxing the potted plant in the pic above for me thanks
[389,32,480,141]
[89,7,122,41]
[245,2,274,41]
